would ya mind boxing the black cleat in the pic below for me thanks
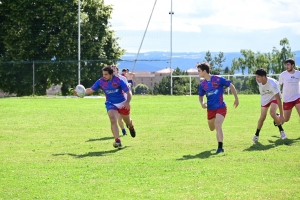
[215,148,224,154]
[128,126,136,138]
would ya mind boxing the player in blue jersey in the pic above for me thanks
[197,62,239,154]
[75,66,136,149]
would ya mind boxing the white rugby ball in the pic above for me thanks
[75,84,86,98]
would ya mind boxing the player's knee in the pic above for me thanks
[285,117,290,122]
[109,116,118,124]
[209,126,215,131]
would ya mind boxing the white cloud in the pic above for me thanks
[104,0,300,52]
[105,0,300,33]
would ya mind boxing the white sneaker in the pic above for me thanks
[252,135,259,142]
[280,131,287,140]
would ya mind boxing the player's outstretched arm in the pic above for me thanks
[229,83,239,108]
[85,88,95,96]
[274,92,285,124]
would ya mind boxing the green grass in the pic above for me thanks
[0,95,299,200]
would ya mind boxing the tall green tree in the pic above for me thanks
[0,0,124,96]
[204,50,214,67]
[203,51,226,75]
[213,52,225,75]
[271,38,294,74]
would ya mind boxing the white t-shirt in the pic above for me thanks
[118,75,129,99]
[257,77,281,106]
[118,75,129,87]
[278,70,300,102]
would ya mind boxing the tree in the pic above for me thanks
[213,52,225,75]
[0,0,124,96]
[229,38,295,94]
[204,50,214,67]
[134,84,149,95]
[271,38,294,74]
[224,66,230,74]
[203,51,226,75]
[153,67,199,95]
[231,50,270,93]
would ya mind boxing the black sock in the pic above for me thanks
[278,125,284,132]
[255,129,260,136]
[218,142,223,149]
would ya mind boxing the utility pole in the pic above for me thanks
[169,0,174,95]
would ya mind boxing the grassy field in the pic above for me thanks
[0,95,299,200]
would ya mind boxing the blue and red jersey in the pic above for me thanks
[91,75,129,104]
[198,75,231,110]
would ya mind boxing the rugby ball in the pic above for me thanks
[75,84,86,98]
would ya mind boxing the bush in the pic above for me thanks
[134,84,149,95]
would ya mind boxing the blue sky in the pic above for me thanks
[105,0,300,53]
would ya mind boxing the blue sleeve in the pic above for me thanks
[120,79,129,93]
[220,76,231,87]
[91,79,101,91]
[198,83,205,96]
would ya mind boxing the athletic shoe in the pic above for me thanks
[215,148,224,154]
[122,129,127,136]
[126,121,136,138]
[113,142,122,149]
[280,131,287,140]
[128,126,136,138]
[273,113,280,126]
[252,135,259,142]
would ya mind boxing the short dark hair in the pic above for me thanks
[255,68,267,77]
[285,58,295,66]
[122,69,126,72]
[196,62,210,73]
[103,66,114,75]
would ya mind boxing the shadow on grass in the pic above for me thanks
[52,147,127,158]
[177,149,222,160]
[85,136,114,142]
[244,136,300,151]
[268,136,300,146]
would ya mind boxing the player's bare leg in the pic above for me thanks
[253,106,268,142]
[121,114,136,138]
[208,118,215,131]
[270,103,281,125]
[296,104,300,116]
[215,114,225,143]
[117,114,127,135]
[270,103,287,139]
[215,114,225,153]
[283,109,293,122]
[257,107,268,129]
[107,110,122,148]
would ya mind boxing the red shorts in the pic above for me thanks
[105,101,130,115]
[262,100,278,107]
[118,107,130,115]
[283,98,300,110]
[207,107,227,120]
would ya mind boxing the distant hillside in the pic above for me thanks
[118,51,300,73]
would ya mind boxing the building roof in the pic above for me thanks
[155,68,173,73]
[186,68,198,73]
